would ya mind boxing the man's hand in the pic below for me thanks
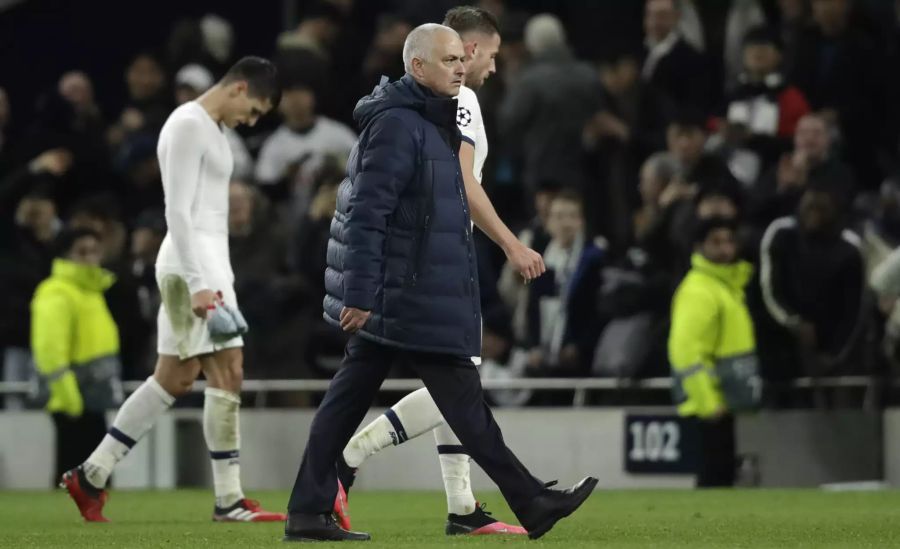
[505,241,545,282]
[191,289,220,319]
[340,307,371,333]
[793,321,817,352]
[30,148,73,176]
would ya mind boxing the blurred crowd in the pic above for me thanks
[3,0,900,408]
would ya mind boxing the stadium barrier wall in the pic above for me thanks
[0,409,882,490]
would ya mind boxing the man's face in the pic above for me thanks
[645,0,679,43]
[223,82,273,129]
[743,43,781,77]
[699,228,738,264]
[462,31,500,90]
[794,115,829,162]
[600,57,639,96]
[376,22,413,53]
[131,227,163,260]
[126,56,165,101]
[798,190,837,234]
[547,198,584,246]
[16,197,56,233]
[812,0,849,33]
[68,235,103,267]
[59,72,95,111]
[413,31,466,97]
[279,87,316,128]
[667,124,706,167]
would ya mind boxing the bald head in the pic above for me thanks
[403,24,458,72]
[402,23,466,97]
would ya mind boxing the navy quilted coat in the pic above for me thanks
[323,75,482,357]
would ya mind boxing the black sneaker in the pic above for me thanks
[519,477,598,539]
[284,512,371,542]
[446,502,528,536]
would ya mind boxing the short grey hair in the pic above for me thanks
[402,23,459,73]
[523,14,566,56]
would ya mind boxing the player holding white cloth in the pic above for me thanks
[337,7,545,536]
[62,57,286,523]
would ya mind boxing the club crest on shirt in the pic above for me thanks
[456,106,472,127]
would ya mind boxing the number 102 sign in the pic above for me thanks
[624,414,697,474]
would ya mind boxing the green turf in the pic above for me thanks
[1,489,899,548]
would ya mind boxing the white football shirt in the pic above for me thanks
[455,85,487,183]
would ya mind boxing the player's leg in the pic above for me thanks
[285,336,393,541]
[201,347,286,522]
[411,355,597,539]
[342,387,444,471]
[61,354,196,521]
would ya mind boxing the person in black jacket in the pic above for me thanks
[642,0,711,116]
[759,179,865,380]
[285,23,597,542]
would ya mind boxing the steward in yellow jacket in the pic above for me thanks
[31,229,122,478]
[668,217,758,487]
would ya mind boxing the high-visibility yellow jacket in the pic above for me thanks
[668,254,755,418]
[31,259,121,416]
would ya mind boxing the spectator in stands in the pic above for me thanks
[58,72,104,134]
[358,15,413,100]
[583,48,666,250]
[789,0,887,187]
[126,210,165,379]
[254,78,356,208]
[669,216,755,487]
[721,26,810,170]
[108,53,171,148]
[499,13,602,194]
[859,179,900,279]
[634,152,680,244]
[667,111,737,192]
[641,0,710,116]
[293,165,348,375]
[173,64,253,180]
[0,180,61,410]
[31,228,122,481]
[753,113,856,228]
[760,180,865,378]
[229,180,309,378]
[525,191,605,375]
[498,179,560,347]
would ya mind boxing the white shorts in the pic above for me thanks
[156,270,243,360]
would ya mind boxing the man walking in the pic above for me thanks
[283,24,597,542]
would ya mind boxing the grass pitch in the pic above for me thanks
[1,489,899,548]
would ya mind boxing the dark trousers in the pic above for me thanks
[52,411,107,482]
[289,335,544,518]
[693,414,736,488]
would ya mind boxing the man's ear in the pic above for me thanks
[228,81,248,97]
[412,57,426,78]
[464,41,477,60]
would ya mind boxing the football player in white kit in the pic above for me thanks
[335,7,546,536]
[62,57,287,523]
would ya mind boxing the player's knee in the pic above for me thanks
[154,373,194,398]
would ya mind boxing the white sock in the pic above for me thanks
[434,423,477,516]
[204,388,244,508]
[342,387,445,468]
[84,376,175,489]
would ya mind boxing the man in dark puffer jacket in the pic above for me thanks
[284,24,597,542]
